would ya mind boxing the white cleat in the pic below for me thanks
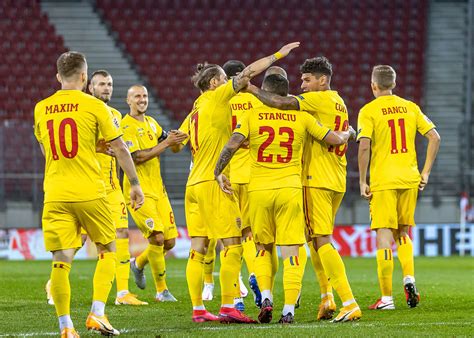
[202,283,214,301]
[130,258,146,290]
[368,298,395,310]
[239,273,248,298]
[156,289,178,302]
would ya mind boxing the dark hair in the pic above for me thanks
[372,65,396,90]
[300,56,332,77]
[90,69,111,82]
[262,74,289,97]
[56,51,87,79]
[191,63,222,91]
[222,60,246,78]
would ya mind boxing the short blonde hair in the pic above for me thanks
[372,65,396,90]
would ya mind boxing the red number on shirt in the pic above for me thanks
[169,211,175,225]
[388,118,408,154]
[232,115,237,130]
[328,115,348,156]
[120,202,127,215]
[190,111,199,154]
[46,118,78,160]
[257,126,294,163]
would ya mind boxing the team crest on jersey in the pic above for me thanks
[112,117,120,129]
[125,140,133,148]
[145,218,154,229]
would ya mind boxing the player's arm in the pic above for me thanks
[245,84,299,110]
[232,42,300,92]
[109,137,144,210]
[419,128,441,191]
[214,133,246,194]
[131,130,188,164]
[358,138,372,200]
[324,126,356,145]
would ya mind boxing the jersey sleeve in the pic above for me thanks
[120,120,140,153]
[233,110,250,138]
[414,104,436,135]
[33,103,42,143]
[356,107,373,141]
[303,112,331,141]
[95,101,122,142]
[178,113,190,146]
[294,92,321,112]
[215,79,237,104]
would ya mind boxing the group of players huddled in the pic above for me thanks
[34,42,440,337]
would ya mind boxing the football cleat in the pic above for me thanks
[45,279,54,305]
[202,283,214,301]
[331,303,362,323]
[317,294,337,320]
[130,258,146,290]
[115,292,148,305]
[404,283,420,308]
[86,313,120,336]
[60,328,80,338]
[192,309,220,323]
[239,273,248,298]
[248,274,262,308]
[234,298,245,312]
[368,298,395,310]
[278,313,294,324]
[218,307,257,324]
[258,298,273,323]
[156,289,177,302]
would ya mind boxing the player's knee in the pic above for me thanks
[148,232,164,246]
[376,228,393,249]
[96,240,116,254]
[116,228,129,239]
[164,238,175,251]
[314,235,331,250]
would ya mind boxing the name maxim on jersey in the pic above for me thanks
[45,103,79,114]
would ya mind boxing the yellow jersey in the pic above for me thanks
[97,106,122,193]
[34,90,122,202]
[121,114,167,200]
[295,91,349,192]
[229,92,262,184]
[184,79,237,186]
[234,105,330,192]
[357,95,436,191]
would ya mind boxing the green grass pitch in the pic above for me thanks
[0,257,472,337]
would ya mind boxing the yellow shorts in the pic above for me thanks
[303,187,344,237]
[233,183,250,231]
[128,195,178,240]
[185,180,241,239]
[249,188,306,246]
[43,198,116,252]
[370,188,418,230]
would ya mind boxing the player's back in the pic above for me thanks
[297,90,349,192]
[187,80,235,186]
[358,94,435,191]
[235,104,329,192]
[34,90,120,202]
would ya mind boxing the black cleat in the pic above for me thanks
[278,313,294,324]
[258,298,273,323]
[404,283,420,308]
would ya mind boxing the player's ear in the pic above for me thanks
[56,73,62,84]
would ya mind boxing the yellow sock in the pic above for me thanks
[376,248,393,297]
[186,249,205,307]
[148,244,167,293]
[136,246,149,270]
[309,242,332,296]
[270,244,279,292]
[283,255,304,305]
[254,249,273,294]
[51,261,71,317]
[220,244,243,305]
[203,239,217,284]
[298,244,308,276]
[318,243,354,303]
[115,238,130,293]
[93,252,116,303]
[242,236,256,274]
[397,235,414,277]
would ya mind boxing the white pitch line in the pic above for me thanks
[1,321,469,337]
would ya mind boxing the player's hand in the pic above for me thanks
[216,173,233,195]
[419,172,430,191]
[129,185,145,211]
[348,126,357,141]
[166,130,188,146]
[360,182,372,200]
[277,42,300,58]
[241,139,250,149]
[96,139,114,156]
